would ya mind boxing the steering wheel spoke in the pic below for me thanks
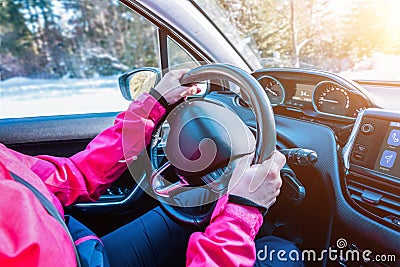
[151,161,190,197]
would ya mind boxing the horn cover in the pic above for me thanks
[165,99,255,180]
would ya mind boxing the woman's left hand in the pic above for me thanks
[154,69,199,104]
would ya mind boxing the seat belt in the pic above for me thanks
[10,172,82,267]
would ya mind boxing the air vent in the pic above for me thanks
[346,175,400,227]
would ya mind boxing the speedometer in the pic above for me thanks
[256,75,285,106]
[313,81,365,118]
[315,83,350,112]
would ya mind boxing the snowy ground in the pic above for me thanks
[1,76,130,119]
[1,56,400,120]
[339,53,400,82]
[339,54,400,111]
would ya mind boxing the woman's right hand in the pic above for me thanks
[227,150,286,210]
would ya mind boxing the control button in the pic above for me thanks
[354,144,369,155]
[109,187,124,195]
[209,170,221,179]
[352,153,367,162]
[307,152,318,163]
[361,123,374,135]
[379,150,397,168]
[352,144,369,162]
[202,174,214,184]
[387,129,400,147]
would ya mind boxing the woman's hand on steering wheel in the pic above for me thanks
[154,69,200,105]
[228,150,286,210]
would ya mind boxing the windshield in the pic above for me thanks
[194,0,400,82]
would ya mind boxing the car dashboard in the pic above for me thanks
[201,67,400,264]
[252,68,374,120]
[250,68,400,232]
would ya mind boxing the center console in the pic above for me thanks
[344,108,400,229]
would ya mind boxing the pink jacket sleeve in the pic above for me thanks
[21,93,165,206]
[187,195,263,267]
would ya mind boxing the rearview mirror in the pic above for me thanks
[118,68,161,101]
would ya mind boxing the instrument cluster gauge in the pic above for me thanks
[312,81,366,118]
[256,75,285,106]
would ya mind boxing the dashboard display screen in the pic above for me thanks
[373,121,400,178]
[292,84,314,102]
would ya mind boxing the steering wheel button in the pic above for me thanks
[202,175,214,184]
[209,171,221,179]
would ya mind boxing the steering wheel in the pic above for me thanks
[149,64,276,229]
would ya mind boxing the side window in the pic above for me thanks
[0,0,161,119]
[167,37,200,70]
[166,37,209,94]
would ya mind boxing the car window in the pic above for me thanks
[1,0,161,119]
[166,37,212,95]
[167,37,200,70]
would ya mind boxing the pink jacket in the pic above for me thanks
[0,93,263,267]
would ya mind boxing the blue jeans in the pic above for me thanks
[102,207,303,267]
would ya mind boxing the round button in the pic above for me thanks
[361,123,374,135]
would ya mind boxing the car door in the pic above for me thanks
[0,0,211,236]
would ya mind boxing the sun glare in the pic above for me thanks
[381,0,400,35]
[330,0,400,52]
